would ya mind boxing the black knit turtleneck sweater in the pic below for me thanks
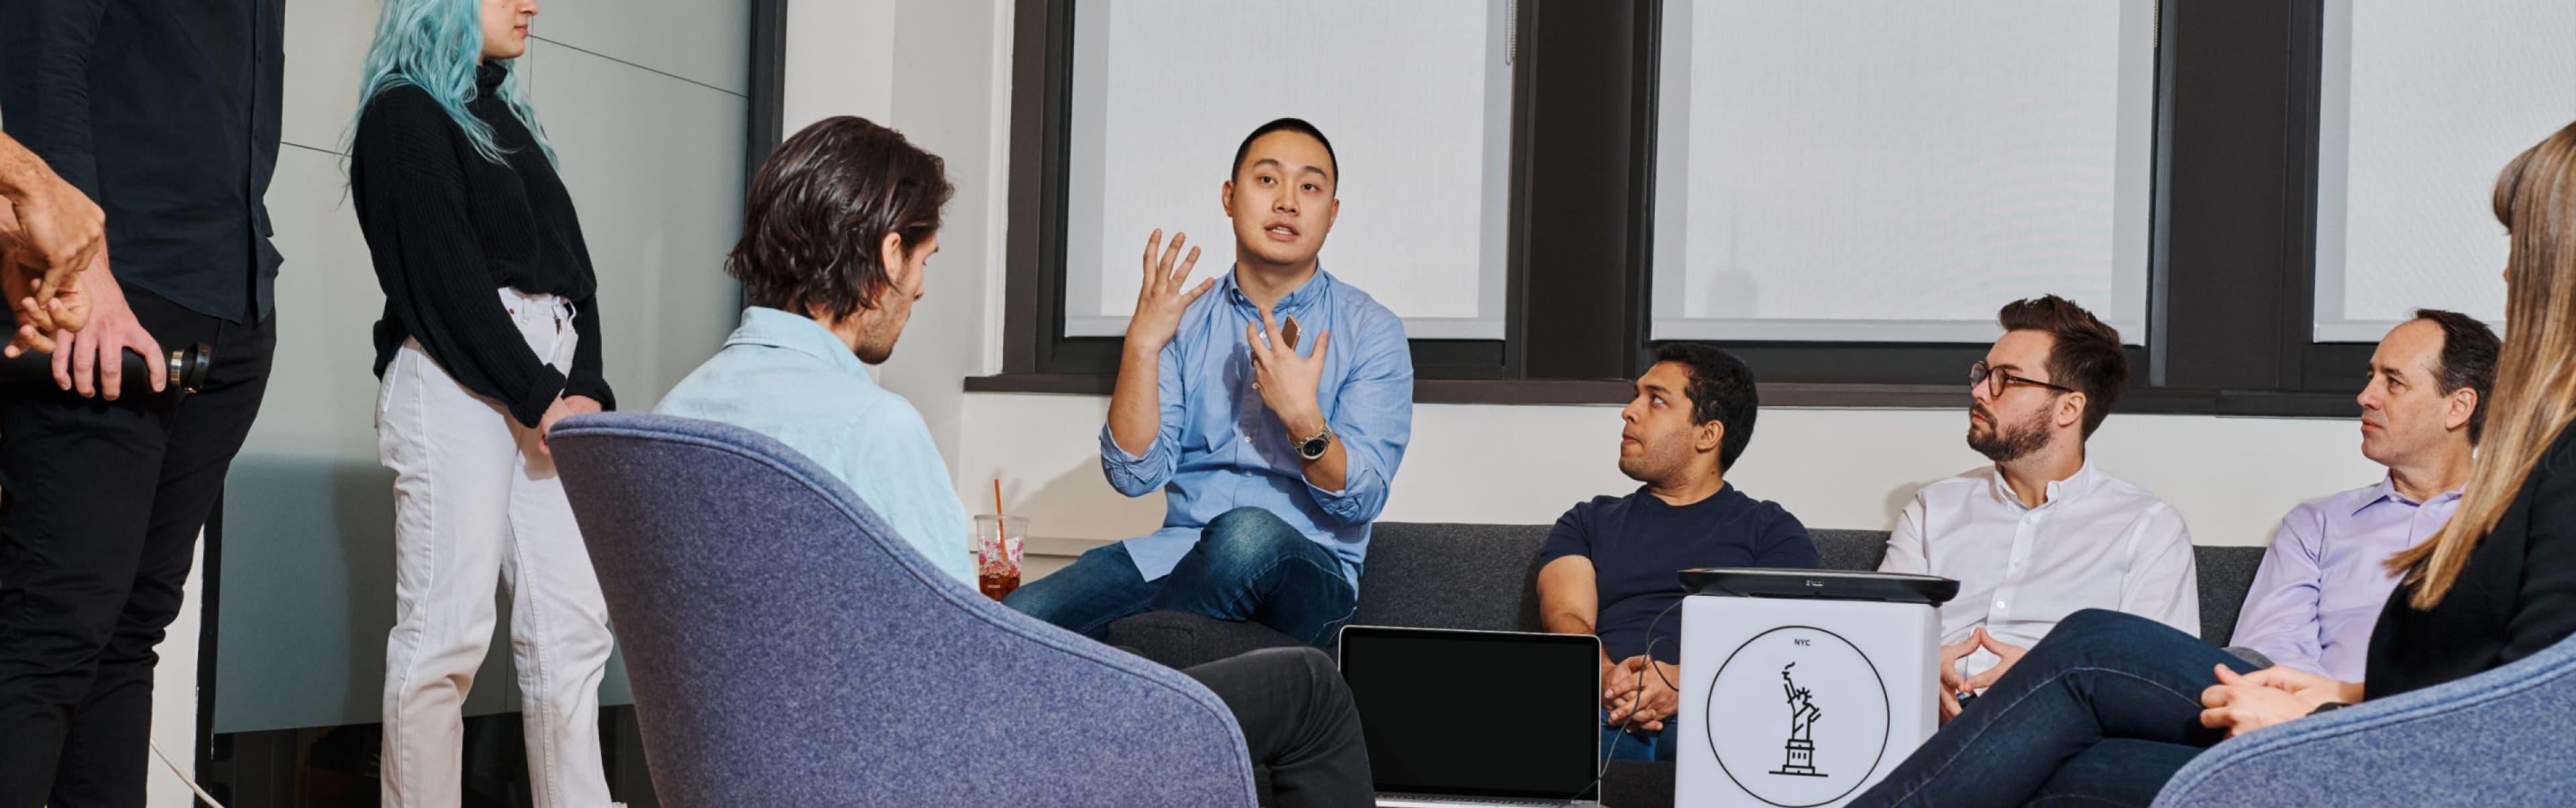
[350,62,612,427]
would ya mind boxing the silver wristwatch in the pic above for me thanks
[1295,425,1335,461]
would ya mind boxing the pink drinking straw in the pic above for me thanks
[990,480,1008,572]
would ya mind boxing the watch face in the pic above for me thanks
[1301,436,1328,458]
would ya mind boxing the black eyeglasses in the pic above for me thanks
[1969,360,2074,398]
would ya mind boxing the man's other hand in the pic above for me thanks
[48,269,164,399]
[1936,632,1981,723]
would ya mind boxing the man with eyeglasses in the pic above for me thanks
[1878,295,2198,723]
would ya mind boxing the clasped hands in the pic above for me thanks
[1603,654,1680,732]
[1937,626,2029,722]
[1,194,101,359]
[2199,663,2359,739]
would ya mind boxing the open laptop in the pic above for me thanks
[1336,626,1604,807]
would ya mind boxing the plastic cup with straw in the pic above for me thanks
[979,479,1022,599]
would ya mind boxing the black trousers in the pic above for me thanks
[1182,646,1374,808]
[0,285,274,807]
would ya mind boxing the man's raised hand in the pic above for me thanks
[1124,229,1212,353]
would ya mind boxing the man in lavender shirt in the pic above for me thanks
[2230,309,2498,679]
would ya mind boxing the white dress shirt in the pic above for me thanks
[1879,461,2200,678]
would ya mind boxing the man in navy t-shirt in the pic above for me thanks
[1536,343,1819,761]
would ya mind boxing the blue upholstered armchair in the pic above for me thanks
[2154,629,2576,805]
[548,413,1258,807]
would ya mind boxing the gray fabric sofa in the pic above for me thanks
[1103,523,2267,808]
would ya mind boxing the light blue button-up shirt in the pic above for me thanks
[2231,476,2463,679]
[1101,267,1415,591]
[656,307,975,583]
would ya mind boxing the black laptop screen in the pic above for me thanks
[1337,627,1601,799]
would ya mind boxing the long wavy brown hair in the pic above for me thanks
[727,116,953,322]
[2384,121,2576,608]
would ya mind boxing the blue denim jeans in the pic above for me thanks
[1004,507,1359,645]
[1846,609,2262,807]
[1601,710,1679,762]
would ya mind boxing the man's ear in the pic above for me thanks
[2055,392,2088,431]
[2445,387,2479,433]
[1697,419,1726,454]
[875,232,910,302]
[1327,197,1339,231]
[1221,179,1235,217]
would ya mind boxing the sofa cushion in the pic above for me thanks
[1348,522,1554,632]
[1813,529,1889,571]
[2195,545,2265,646]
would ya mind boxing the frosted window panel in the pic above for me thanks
[1652,0,2155,343]
[2312,0,2574,342]
[1063,0,1510,339]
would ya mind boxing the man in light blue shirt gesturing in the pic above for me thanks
[1006,118,1415,646]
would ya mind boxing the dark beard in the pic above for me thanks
[1968,407,2051,463]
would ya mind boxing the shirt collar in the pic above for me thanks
[1222,265,1333,315]
[725,306,872,381]
[2353,474,2466,515]
[476,62,510,93]
[1636,481,1738,509]
[1991,460,2102,512]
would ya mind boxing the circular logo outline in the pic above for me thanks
[1702,624,1892,808]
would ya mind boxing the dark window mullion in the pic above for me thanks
[1519,0,1656,381]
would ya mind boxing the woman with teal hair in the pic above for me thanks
[347,1,616,804]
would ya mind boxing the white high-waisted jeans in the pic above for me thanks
[377,288,612,807]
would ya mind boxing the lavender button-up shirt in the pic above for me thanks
[2230,477,2463,679]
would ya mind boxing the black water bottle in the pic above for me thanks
[0,343,213,401]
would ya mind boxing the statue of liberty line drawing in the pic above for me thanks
[1772,662,1826,777]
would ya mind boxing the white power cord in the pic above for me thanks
[150,738,227,808]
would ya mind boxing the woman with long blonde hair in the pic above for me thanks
[1842,121,2576,807]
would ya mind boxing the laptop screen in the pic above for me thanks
[1337,627,1601,799]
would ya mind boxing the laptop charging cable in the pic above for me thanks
[1578,597,1690,802]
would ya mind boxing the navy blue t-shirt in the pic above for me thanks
[1538,485,1818,664]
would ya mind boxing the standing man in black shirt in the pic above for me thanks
[1536,343,1819,762]
[0,1,283,804]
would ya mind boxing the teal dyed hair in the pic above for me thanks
[347,0,556,166]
